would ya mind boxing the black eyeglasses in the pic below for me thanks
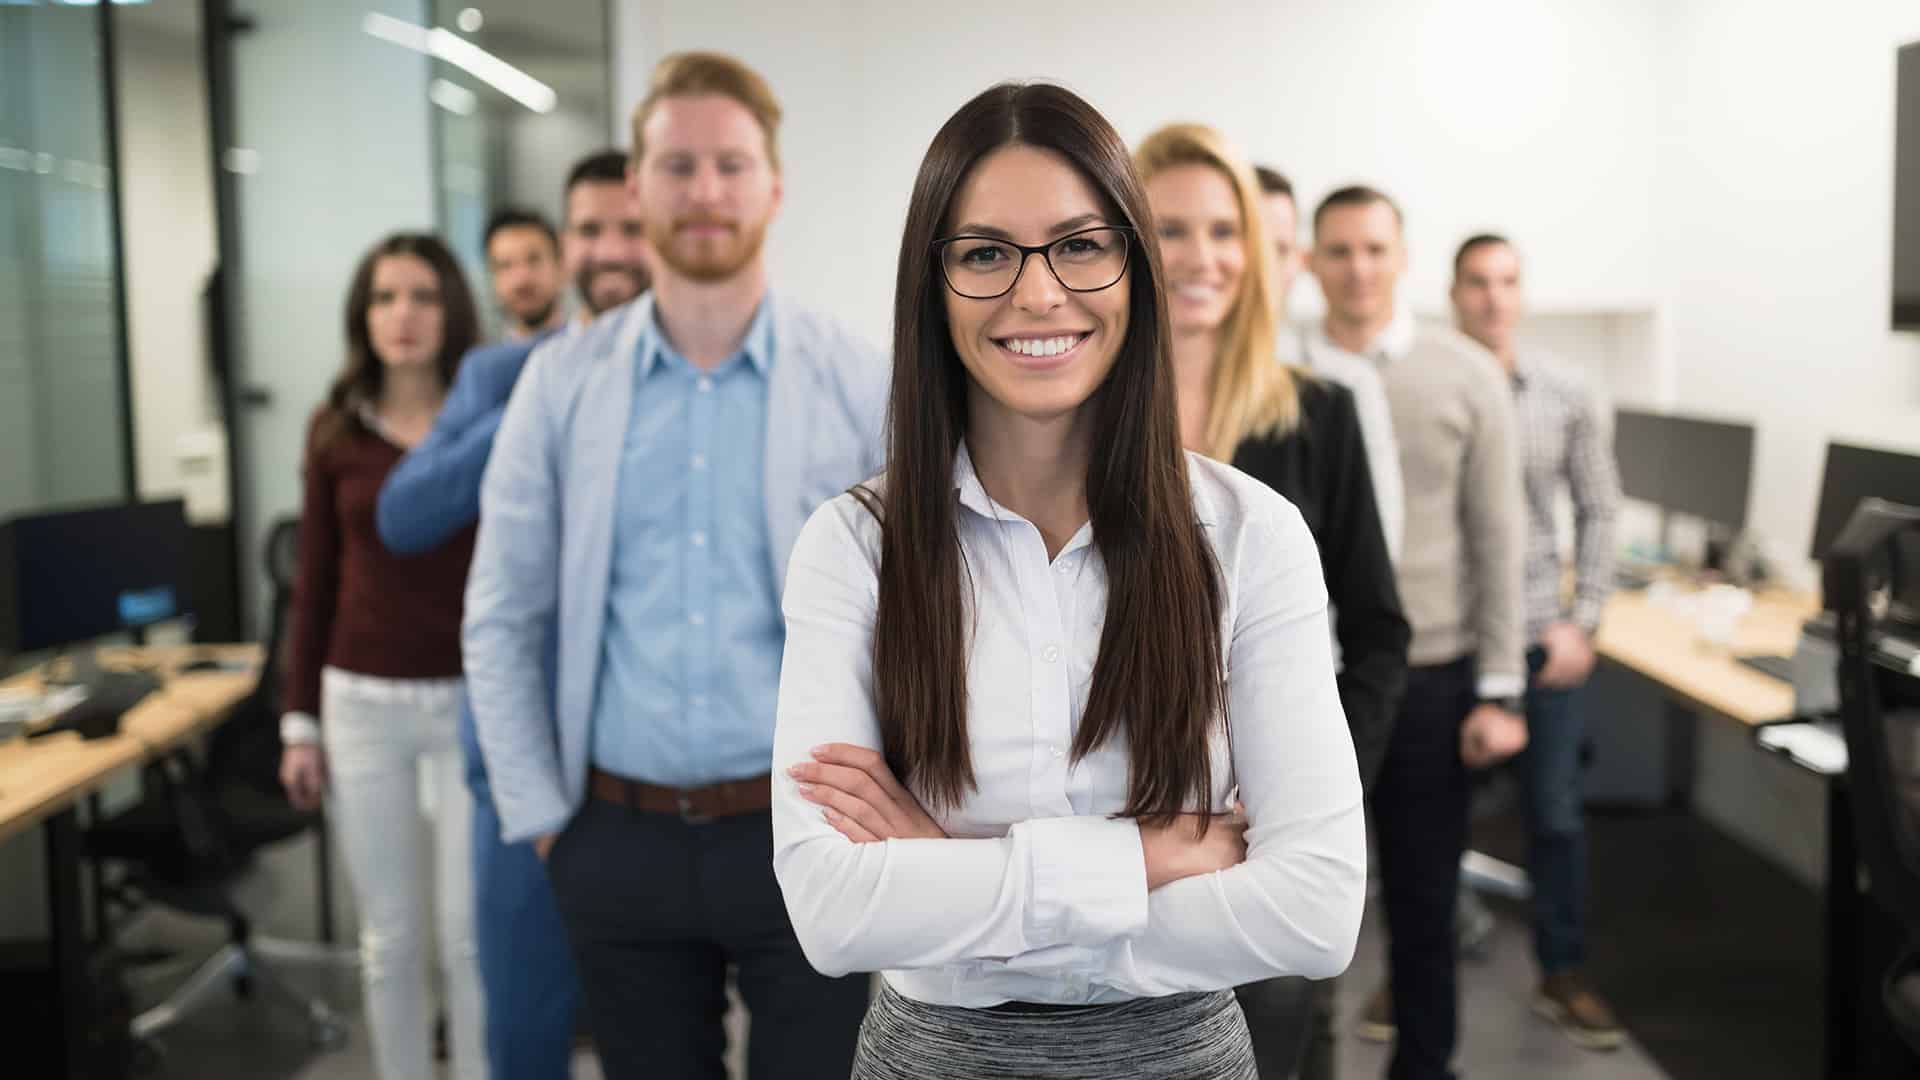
[931,225,1134,300]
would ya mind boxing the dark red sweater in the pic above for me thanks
[283,410,476,719]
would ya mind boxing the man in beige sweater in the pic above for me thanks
[1299,186,1527,1080]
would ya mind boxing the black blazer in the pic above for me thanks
[1232,375,1410,790]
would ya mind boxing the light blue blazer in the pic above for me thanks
[462,293,889,842]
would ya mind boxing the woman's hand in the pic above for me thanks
[280,743,329,812]
[788,743,948,843]
[1138,809,1248,890]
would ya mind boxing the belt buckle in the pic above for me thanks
[676,792,715,826]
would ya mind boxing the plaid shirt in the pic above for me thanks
[1511,353,1620,641]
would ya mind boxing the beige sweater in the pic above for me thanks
[1379,325,1526,690]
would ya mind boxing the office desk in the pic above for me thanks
[1594,588,1904,1078]
[1595,585,1818,727]
[0,645,260,1080]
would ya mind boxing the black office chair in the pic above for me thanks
[1825,498,1920,1056]
[86,517,350,1060]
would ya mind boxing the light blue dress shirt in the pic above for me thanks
[589,301,781,787]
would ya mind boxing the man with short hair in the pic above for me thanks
[560,150,653,319]
[1304,186,1528,1080]
[1262,167,1403,563]
[485,207,566,338]
[1451,233,1624,1053]
[375,147,653,1080]
[464,52,884,1078]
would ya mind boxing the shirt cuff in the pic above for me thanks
[1021,816,1150,949]
[499,796,575,846]
[1572,595,1607,635]
[279,712,321,746]
[1476,672,1527,700]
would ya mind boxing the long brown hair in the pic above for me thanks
[1134,123,1300,460]
[867,83,1227,828]
[313,232,478,453]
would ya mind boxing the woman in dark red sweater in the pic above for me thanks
[278,233,484,1080]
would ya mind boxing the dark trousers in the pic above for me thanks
[460,706,579,1080]
[1522,647,1589,975]
[1235,975,1336,1079]
[545,797,869,1080]
[1371,658,1475,1080]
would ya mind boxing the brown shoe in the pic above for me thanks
[1354,983,1394,1044]
[1535,971,1625,1051]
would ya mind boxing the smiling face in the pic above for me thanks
[1146,162,1246,338]
[564,178,651,316]
[939,143,1131,431]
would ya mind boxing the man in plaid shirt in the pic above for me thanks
[1452,234,1626,1053]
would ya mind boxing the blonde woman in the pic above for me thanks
[1138,124,1411,1080]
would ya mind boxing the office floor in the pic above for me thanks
[125,833,1664,1080]
[123,807,1830,1080]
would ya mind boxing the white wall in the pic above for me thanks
[610,0,1664,349]
[114,7,221,508]
[1655,0,1920,561]
[609,0,1920,556]
[505,104,608,226]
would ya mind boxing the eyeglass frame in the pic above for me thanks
[930,224,1137,300]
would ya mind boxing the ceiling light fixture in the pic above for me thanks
[362,11,555,114]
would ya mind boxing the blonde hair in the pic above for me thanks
[1134,123,1300,460]
[630,51,783,170]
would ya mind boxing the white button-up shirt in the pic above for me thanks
[1291,313,1408,565]
[771,445,1366,1006]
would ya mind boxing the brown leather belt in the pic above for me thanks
[587,767,771,824]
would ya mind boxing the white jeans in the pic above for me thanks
[321,667,486,1080]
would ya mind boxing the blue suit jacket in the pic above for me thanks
[376,329,562,555]
[462,294,890,842]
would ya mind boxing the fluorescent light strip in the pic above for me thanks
[429,77,478,116]
[362,12,556,115]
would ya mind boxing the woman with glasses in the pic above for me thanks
[1138,123,1410,1080]
[768,83,1367,1079]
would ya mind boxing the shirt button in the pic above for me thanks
[691,694,709,708]
[689,612,706,627]
[1050,745,1065,759]
[691,531,708,547]
[1056,560,1073,575]
[697,377,714,393]
[691,453,708,470]
[1041,644,1060,664]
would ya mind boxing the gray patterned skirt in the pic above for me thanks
[850,981,1257,1079]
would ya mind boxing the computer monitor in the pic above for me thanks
[1611,408,1755,532]
[1811,441,1920,561]
[0,499,193,656]
[1612,408,1671,506]
[1660,414,1754,532]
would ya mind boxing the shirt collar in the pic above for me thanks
[951,442,1218,528]
[354,401,400,447]
[1376,305,1417,361]
[1509,350,1539,389]
[636,292,777,379]
[1311,303,1416,365]
[952,441,997,519]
